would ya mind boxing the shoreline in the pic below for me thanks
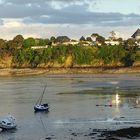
[1,66,140,76]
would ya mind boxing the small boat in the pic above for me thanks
[0,115,17,130]
[34,85,49,112]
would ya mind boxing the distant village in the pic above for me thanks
[31,29,140,49]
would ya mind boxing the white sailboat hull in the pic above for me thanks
[34,104,49,111]
[0,122,17,130]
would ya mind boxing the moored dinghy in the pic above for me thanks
[0,115,17,130]
[34,85,49,112]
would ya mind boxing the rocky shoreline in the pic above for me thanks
[43,127,140,140]
[75,127,140,140]
[1,66,140,76]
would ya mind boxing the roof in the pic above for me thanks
[131,28,140,38]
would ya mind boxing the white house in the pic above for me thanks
[105,40,120,46]
[62,40,79,45]
[31,45,48,49]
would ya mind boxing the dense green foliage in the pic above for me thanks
[97,45,125,64]
[11,44,138,68]
[1,34,140,68]
[73,46,95,65]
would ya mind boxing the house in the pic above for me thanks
[69,40,79,45]
[90,41,102,46]
[105,40,120,45]
[62,40,79,45]
[131,29,140,40]
[131,29,140,48]
[31,45,48,49]
[104,31,120,46]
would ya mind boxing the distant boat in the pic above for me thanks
[0,115,17,130]
[34,85,49,112]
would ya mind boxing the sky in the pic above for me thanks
[0,0,140,40]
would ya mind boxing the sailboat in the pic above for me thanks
[34,85,49,112]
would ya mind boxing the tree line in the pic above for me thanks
[0,34,140,68]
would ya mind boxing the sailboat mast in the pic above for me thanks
[39,85,47,105]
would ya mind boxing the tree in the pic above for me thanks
[117,37,123,43]
[0,39,6,49]
[35,38,51,46]
[13,34,24,48]
[96,35,105,45]
[50,36,56,43]
[56,36,70,43]
[73,46,93,65]
[0,39,7,57]
[86,37,92,42]
[121,51,137,66]
[91,33,99,38]
[3,35,24,56]
[44,39,52,45]
[79,36,86,42]
[125,38,137,51]
[23,37,35,48]
[91,33,105,45]
[110,31,116,40]
[97,45,125,65]
[6,40,17,55]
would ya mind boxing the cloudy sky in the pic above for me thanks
[0,0,140,39]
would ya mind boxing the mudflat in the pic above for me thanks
[1,66,140,76]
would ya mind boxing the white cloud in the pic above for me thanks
[0,19,137,40]
[3,19,24,28]
[0,0,139,40]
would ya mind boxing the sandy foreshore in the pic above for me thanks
[1,66,140,76]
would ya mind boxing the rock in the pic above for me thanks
[45,137,52,140]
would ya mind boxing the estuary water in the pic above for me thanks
[0,73,140,140]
